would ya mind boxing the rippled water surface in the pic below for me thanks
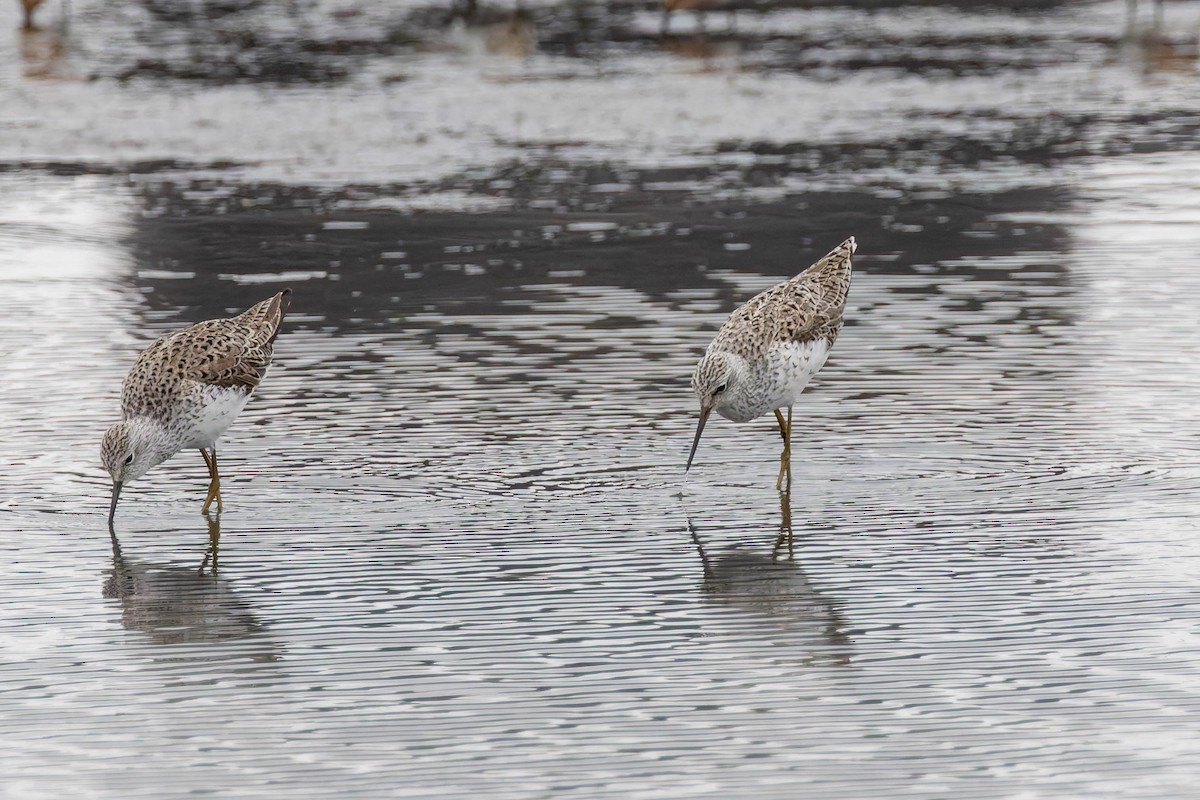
[5,0,1200,798]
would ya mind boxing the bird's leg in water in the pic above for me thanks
[199,448,222,515]
[774,407,793,491]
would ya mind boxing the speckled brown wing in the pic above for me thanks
[197,289,291,391]
[121,290,291,419]
[709,284,818,363]
[710,238,854,359]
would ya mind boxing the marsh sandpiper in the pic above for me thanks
[101,289,291,523]
[687,238,855,489]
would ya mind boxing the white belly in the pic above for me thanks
[762,338,830,409]
[183,385,251,449]
[717,339,830,423]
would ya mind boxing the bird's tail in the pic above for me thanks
[798,237,856,281]
[240,288,292,344]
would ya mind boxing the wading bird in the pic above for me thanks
[687,238,855,490]
[101,289,291,523]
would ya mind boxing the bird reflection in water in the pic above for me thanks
[18,0,44,30]
[689,491,851,666]
[103,515,275,658]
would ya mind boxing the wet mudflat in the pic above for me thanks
[4,0,1200,797]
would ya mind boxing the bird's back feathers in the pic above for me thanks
[708,238,855,362]
[121,289,292,420]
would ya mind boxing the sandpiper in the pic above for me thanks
[101,289,291,523]
[686,237,855,489]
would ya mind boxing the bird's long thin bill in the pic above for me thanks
[108,481,123,525]
[686,407,711,472]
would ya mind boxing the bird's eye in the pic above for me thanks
[124,454,134,465]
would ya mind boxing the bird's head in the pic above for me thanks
[101,420,166,523]
[686,351,744,471]
[101,420,162,484]
[692,351,741,412]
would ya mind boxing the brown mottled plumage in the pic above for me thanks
[121,292,286,414]
[687,238,855,489]
[707,240,853,361]
[102,289,291,523]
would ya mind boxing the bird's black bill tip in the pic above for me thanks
[686,408,711,473]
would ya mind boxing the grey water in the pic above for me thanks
[4,0,1200,798]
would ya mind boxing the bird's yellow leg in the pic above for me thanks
[199,448,223,515]
[785,406,793,490]
[774,407,793,491]
[782,407,792,489]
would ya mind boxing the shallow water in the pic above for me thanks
[5,0,1200,798]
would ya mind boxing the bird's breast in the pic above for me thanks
[716,338,831,423]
